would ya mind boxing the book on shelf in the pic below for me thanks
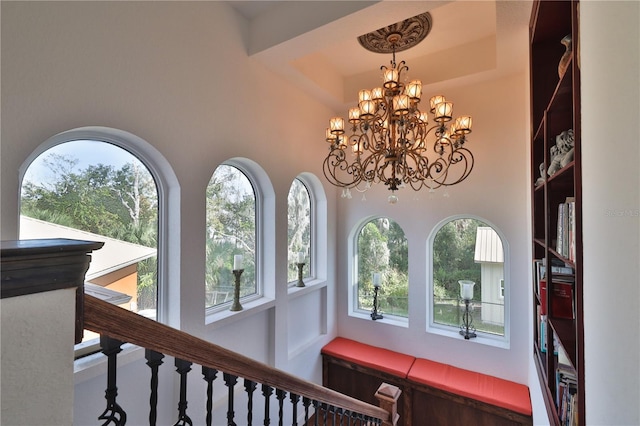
[556,362,578,426]
[556,197,576,260]
[538,314,559,355]
[551,274,575,319]
[534,258,574,317]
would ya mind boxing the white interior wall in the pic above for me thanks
[581,2,640,424]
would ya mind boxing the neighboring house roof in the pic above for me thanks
[19,215,156,281]
[474,226,504,263]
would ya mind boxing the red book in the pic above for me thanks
[551,281,574,319]
[539,279,547,315]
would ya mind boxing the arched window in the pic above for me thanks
[287,178,312,284]
[206,164,257,308]
[430,217,507,338]
[19,127,178,353]
[354,217,408,318]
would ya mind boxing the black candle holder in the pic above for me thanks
[296,262,306,287]
[230,269,244,311]
[370,286,383,320]
[459,298,477,339]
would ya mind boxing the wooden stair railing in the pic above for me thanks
[84,294,401,425]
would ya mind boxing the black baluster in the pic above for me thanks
[244,379,257,426]
[341,408,348,426]
[145,350,164,426]
[276,389,286,426]
[224,373,238,426]
[173,358,193,426]
[302,397,311,424]
[329,405,336,426]
[262,384,274,426]
[98,336,127,426]
[312,400,319,426]
[349,411,356,426]
[289,393,300,426]
[202,367,218,426]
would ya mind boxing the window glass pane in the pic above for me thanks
[206,165,257,308]
[20,140,159,343]
[287,179,311,283]
[356,218,408,317]
[432,218,505,336]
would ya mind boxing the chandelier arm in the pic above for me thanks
[430,148,475,186]
[323,148,362,188]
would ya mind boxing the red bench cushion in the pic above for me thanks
[407,358,532,416]
[322,337,416,378]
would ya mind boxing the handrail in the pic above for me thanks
[83,294,390,421]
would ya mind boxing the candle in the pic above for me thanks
[297,251,305,263]
[459,280,475,300]
[233,254,243,270]
[373,273,381,287]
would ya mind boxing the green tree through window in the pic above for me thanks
[356,218,408,317]
[206,164,257,308]
[287,179,311,283]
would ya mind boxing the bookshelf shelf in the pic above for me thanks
[530,1,583,425]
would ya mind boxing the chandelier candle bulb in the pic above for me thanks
[359,100,376,117]
[455,116,472,134]
[233,254,243,271]
[359,89,372,102]
[325,128,334,143]
[429,95,446,112]
[330,117,345,134]
[393,94,410,115]
[297,252,305,263]
[349,108,361,123]
[406,80,422,101]
[383,68,399,89]
[371,87,384,101]
[434,101,453,122]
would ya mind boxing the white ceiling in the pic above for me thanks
[228,1,532,112]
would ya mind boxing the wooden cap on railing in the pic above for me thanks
[375,383,401,426]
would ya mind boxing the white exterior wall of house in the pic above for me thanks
[1,1,638,424]
[479,263,504,326]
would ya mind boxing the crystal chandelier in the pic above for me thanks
[323,13,474,203]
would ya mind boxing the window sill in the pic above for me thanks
[349,311,409,328]
[427,324,510,349]
[287,278,326,300]
[205,296,275,330]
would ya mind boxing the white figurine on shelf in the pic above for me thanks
[535,162,546,187]
[547,129,574,176]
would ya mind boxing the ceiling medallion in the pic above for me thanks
[357,12,433,54]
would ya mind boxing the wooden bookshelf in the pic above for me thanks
[529,1,583,425]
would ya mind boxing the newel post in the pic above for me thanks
[375,383,401,426]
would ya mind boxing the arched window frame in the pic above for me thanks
[287,176,313,285]
[205,157,276,318]
[348,216,409,327]
[288,173,328,294]
[18,126,181,327]
[427,214,510,348]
